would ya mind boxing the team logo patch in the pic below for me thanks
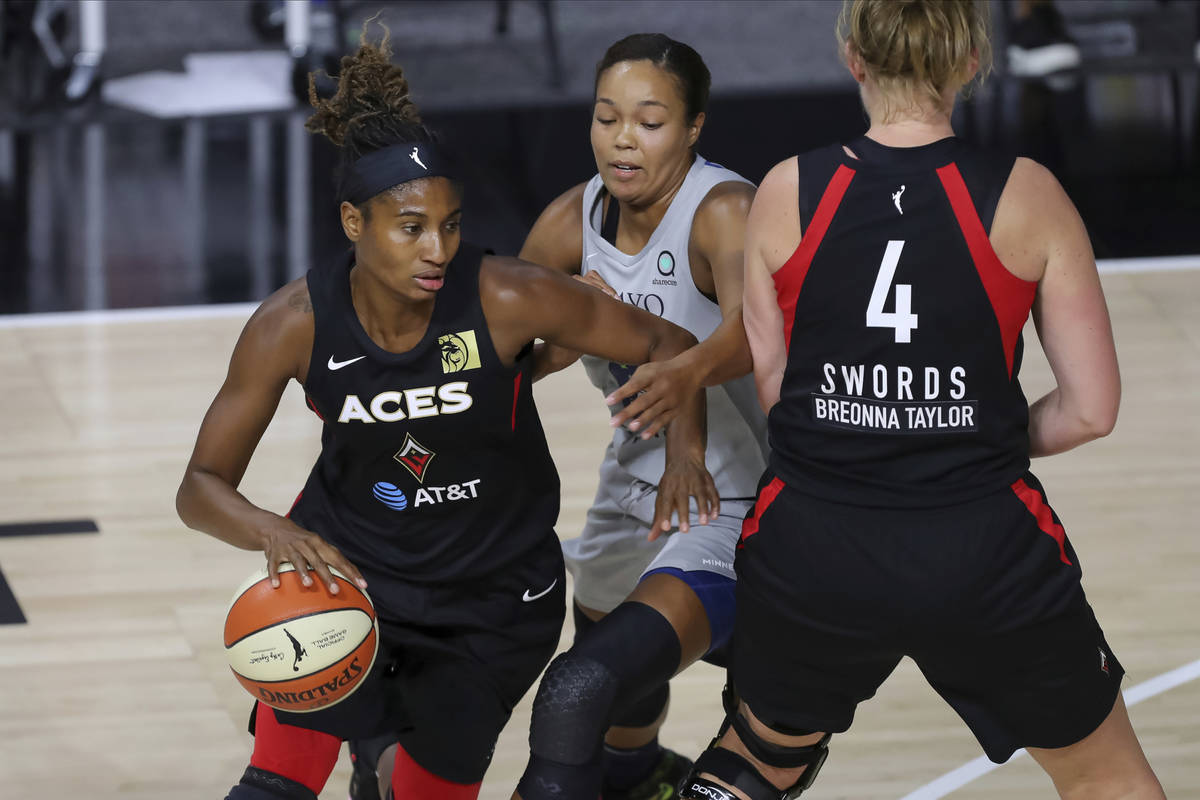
[438,330,481,373]
[393,433,436,483]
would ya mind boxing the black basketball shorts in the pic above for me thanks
[732,471,1124,763]
[266,532,566,783]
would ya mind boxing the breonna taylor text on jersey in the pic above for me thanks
[769,136,1035,507]
[290,244,561,598]
[579,154,769,499]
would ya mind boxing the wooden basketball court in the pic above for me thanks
[0,265,1196,798]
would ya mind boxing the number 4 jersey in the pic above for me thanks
[770,136,1034,507]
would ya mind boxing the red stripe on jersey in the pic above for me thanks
[286,491,304,517]
[1011,478,1072,565]
[305,393,325,422]
[511,372,522,431]
[740,476,786,544]
[773,164,856,353]
[936,163,1037,378]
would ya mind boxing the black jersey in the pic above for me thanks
[290,244,561,601]
[768,136,1034,507]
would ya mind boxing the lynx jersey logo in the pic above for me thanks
[337,381,472,423]
[394,433,435,483]
[439,330,481,373]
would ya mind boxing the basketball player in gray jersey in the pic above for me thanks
[512,34,765,800]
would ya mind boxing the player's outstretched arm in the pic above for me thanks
[1013,159,1120,456]
[481,256,717,534]
[607,181,756,433]
[742,158,801,414]
[175,282,366,594]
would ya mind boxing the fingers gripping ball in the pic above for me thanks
[224,563,378,712]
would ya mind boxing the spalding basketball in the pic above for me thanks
[224,563,378,713]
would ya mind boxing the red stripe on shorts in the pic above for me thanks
[740,476,786,544]
[1011,478,1072,565]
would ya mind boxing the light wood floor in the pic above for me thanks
[0,269,1197,799]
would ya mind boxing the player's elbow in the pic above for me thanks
[1074,383,1120,441]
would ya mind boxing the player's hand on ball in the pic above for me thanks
[650,454,720,540]
[607,356,702,439]
[260,517,367,594]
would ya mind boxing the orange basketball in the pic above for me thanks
[224,563,378,713]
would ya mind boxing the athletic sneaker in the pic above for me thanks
[347,741,382,800]
[602,748,694,800]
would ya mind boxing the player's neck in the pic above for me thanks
[615,157,691,250]
[864,114,956,148]
[349,266,435,353]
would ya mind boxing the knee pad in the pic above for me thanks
[225,767,318,800]
[529,602,681,764]
[611,682,669,729]
[515,751,604,800]
[529,652,619,764]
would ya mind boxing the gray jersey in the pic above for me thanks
[579,154,768,499]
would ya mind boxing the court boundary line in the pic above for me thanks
[0,256,1196,329]
[897,656,1200,800]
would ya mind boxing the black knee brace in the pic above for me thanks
[225,767,318,800]
[521,602,682,798]
[679,683,831,800]
[572,602,671,729]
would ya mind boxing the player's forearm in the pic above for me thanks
[176,468,278,551]
[665,386,708,463]
[1027,387,1118,457]
[529,340,583,383]
[676,306,753,388]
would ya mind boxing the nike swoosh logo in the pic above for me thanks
[327,355,366,371]
[522,578,558,602]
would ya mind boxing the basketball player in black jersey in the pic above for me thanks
[678,2,1166,799]
[175,27,719,800]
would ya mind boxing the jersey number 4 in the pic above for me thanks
[866,239,918,343]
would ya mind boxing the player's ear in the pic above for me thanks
[341,201,365,242]
[686,111,705,149]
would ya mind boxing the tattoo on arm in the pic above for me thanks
[287,290,313,314]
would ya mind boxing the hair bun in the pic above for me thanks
[305,19,425,157]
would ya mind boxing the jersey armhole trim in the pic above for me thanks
[936,162,1037,379]
[773,164,856,354]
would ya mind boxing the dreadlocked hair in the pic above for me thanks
[305,18,439,203]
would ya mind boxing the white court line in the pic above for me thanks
[0,301,259,329]
[0,256,1196,330]
[1097,255,1200,274]
[898,656,1200,800]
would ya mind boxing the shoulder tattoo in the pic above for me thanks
[287,289,313,314]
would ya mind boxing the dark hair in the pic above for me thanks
[594,33,711,122]
[305,21,441,205]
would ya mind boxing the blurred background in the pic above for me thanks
[0,0,1198,315]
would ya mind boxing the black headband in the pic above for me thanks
[341,143,456,205]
